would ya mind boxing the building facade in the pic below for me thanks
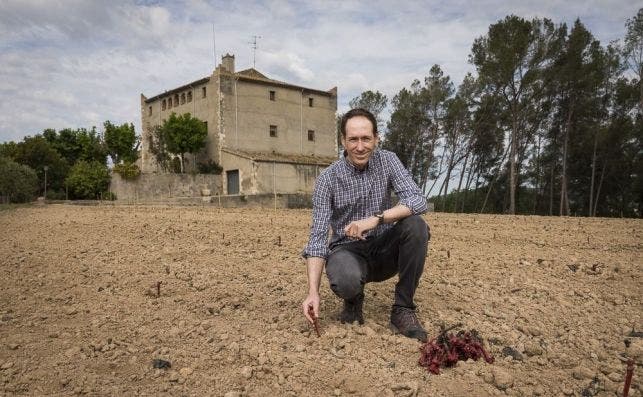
[140,54,338,195]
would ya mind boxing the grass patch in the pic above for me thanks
[0,203,34,212]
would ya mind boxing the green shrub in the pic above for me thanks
[102,191,117,201]
[46,190,67,200]
[65,160,110,199]
[171,157,182,173]
[198,160,223,175]
[113,162,141,180]
[0,157,39,203]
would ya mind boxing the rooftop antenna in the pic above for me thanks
[249,35,261,68]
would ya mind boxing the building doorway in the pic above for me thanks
[226,170,239,195]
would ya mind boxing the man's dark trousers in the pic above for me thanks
[325,215,430,309]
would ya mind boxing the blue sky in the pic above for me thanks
[0,0,639,143]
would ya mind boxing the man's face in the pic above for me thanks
[341,116,378,170]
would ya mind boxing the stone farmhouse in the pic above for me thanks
[139,54,338,196]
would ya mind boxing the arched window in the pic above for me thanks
[181,93,186,104]
[187,91,192,102]
[162,99,166,110]
[168,97,172,108]
[174,94,179,106]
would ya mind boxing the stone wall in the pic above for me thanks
[111,173,222,201]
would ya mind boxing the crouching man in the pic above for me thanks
[301,108,430,342]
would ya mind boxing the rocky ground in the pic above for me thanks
[0,205,641,396]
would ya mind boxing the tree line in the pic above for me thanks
[0,122,138,202]
[351,11,642,218]
[0,112,217,203]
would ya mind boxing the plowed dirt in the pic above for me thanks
[0,205,641,396]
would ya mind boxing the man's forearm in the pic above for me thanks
[306,257,325,294]
[381,204,412,224]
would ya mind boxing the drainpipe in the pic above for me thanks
[300,89,303,153]
[235,77,238,148]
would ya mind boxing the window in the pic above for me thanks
[269,90,276,101]
[168,97,172,108]
[202,87,207,98]
[174,94,179,106]
[181,93,186,104]
[308,97,314,107]
[269,125,277,137]
[187,91,192,102]
[162,99,166,110]
[204,121,208,133]
[307,130,315,141]
[148,106,152,115]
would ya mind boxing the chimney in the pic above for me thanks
[221,53,235,73]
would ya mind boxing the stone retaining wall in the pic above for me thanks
[110,173,222,201]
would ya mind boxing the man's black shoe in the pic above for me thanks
[340,293,364,324]
[389,306,427,342]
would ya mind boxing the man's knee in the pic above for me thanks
[326,250,365,300]
[397,215,430,242]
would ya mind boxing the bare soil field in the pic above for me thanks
[0,205,641,397]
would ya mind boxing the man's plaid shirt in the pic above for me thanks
[303,149,427,259]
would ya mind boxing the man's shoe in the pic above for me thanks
[340,293,364,324]
[390,306,427,342]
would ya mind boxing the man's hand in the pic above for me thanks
[303,257,325,324]
[344,216,379,240]
[302,292,320,324]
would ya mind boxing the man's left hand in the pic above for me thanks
[344,216,378,240]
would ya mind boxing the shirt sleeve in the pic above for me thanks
[387,152,427,215]
[302,171,333,259]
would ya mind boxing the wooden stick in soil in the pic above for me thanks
[623,358,634,397]
[308,306,321,337]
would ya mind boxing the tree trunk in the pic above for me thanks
[453,152,469,212]
[509,116,518,214]
[442,148,456,211]
[473,170,481,213]
[461,158,475,213]
[593,159,607,216]
[435,177,447,212]
[560,108,573,216]
[589,129,598,216]
[425,145,447,198]
[532,134,542,215]
[639,64,643,115]
[549,165,554,216]
[480,145,510,213]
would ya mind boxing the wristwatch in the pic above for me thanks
[375,212,385,225]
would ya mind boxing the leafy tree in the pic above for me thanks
[470,15,560,214]
[420,65,455,194]
[383,85,432,186]
[43,127,107,166]
[0,157,39,203]
[113,162,141,180]
[148,125,173,172]
[65,160,110,199]
[158,113,207,173]
[104,121,139,164]
[12,135,69,195]
[623,8,643,113]
[349,90,388,130]
[0,141,18,159]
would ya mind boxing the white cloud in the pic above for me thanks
[0,0,639,143]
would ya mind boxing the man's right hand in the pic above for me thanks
[302,293,320,324]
